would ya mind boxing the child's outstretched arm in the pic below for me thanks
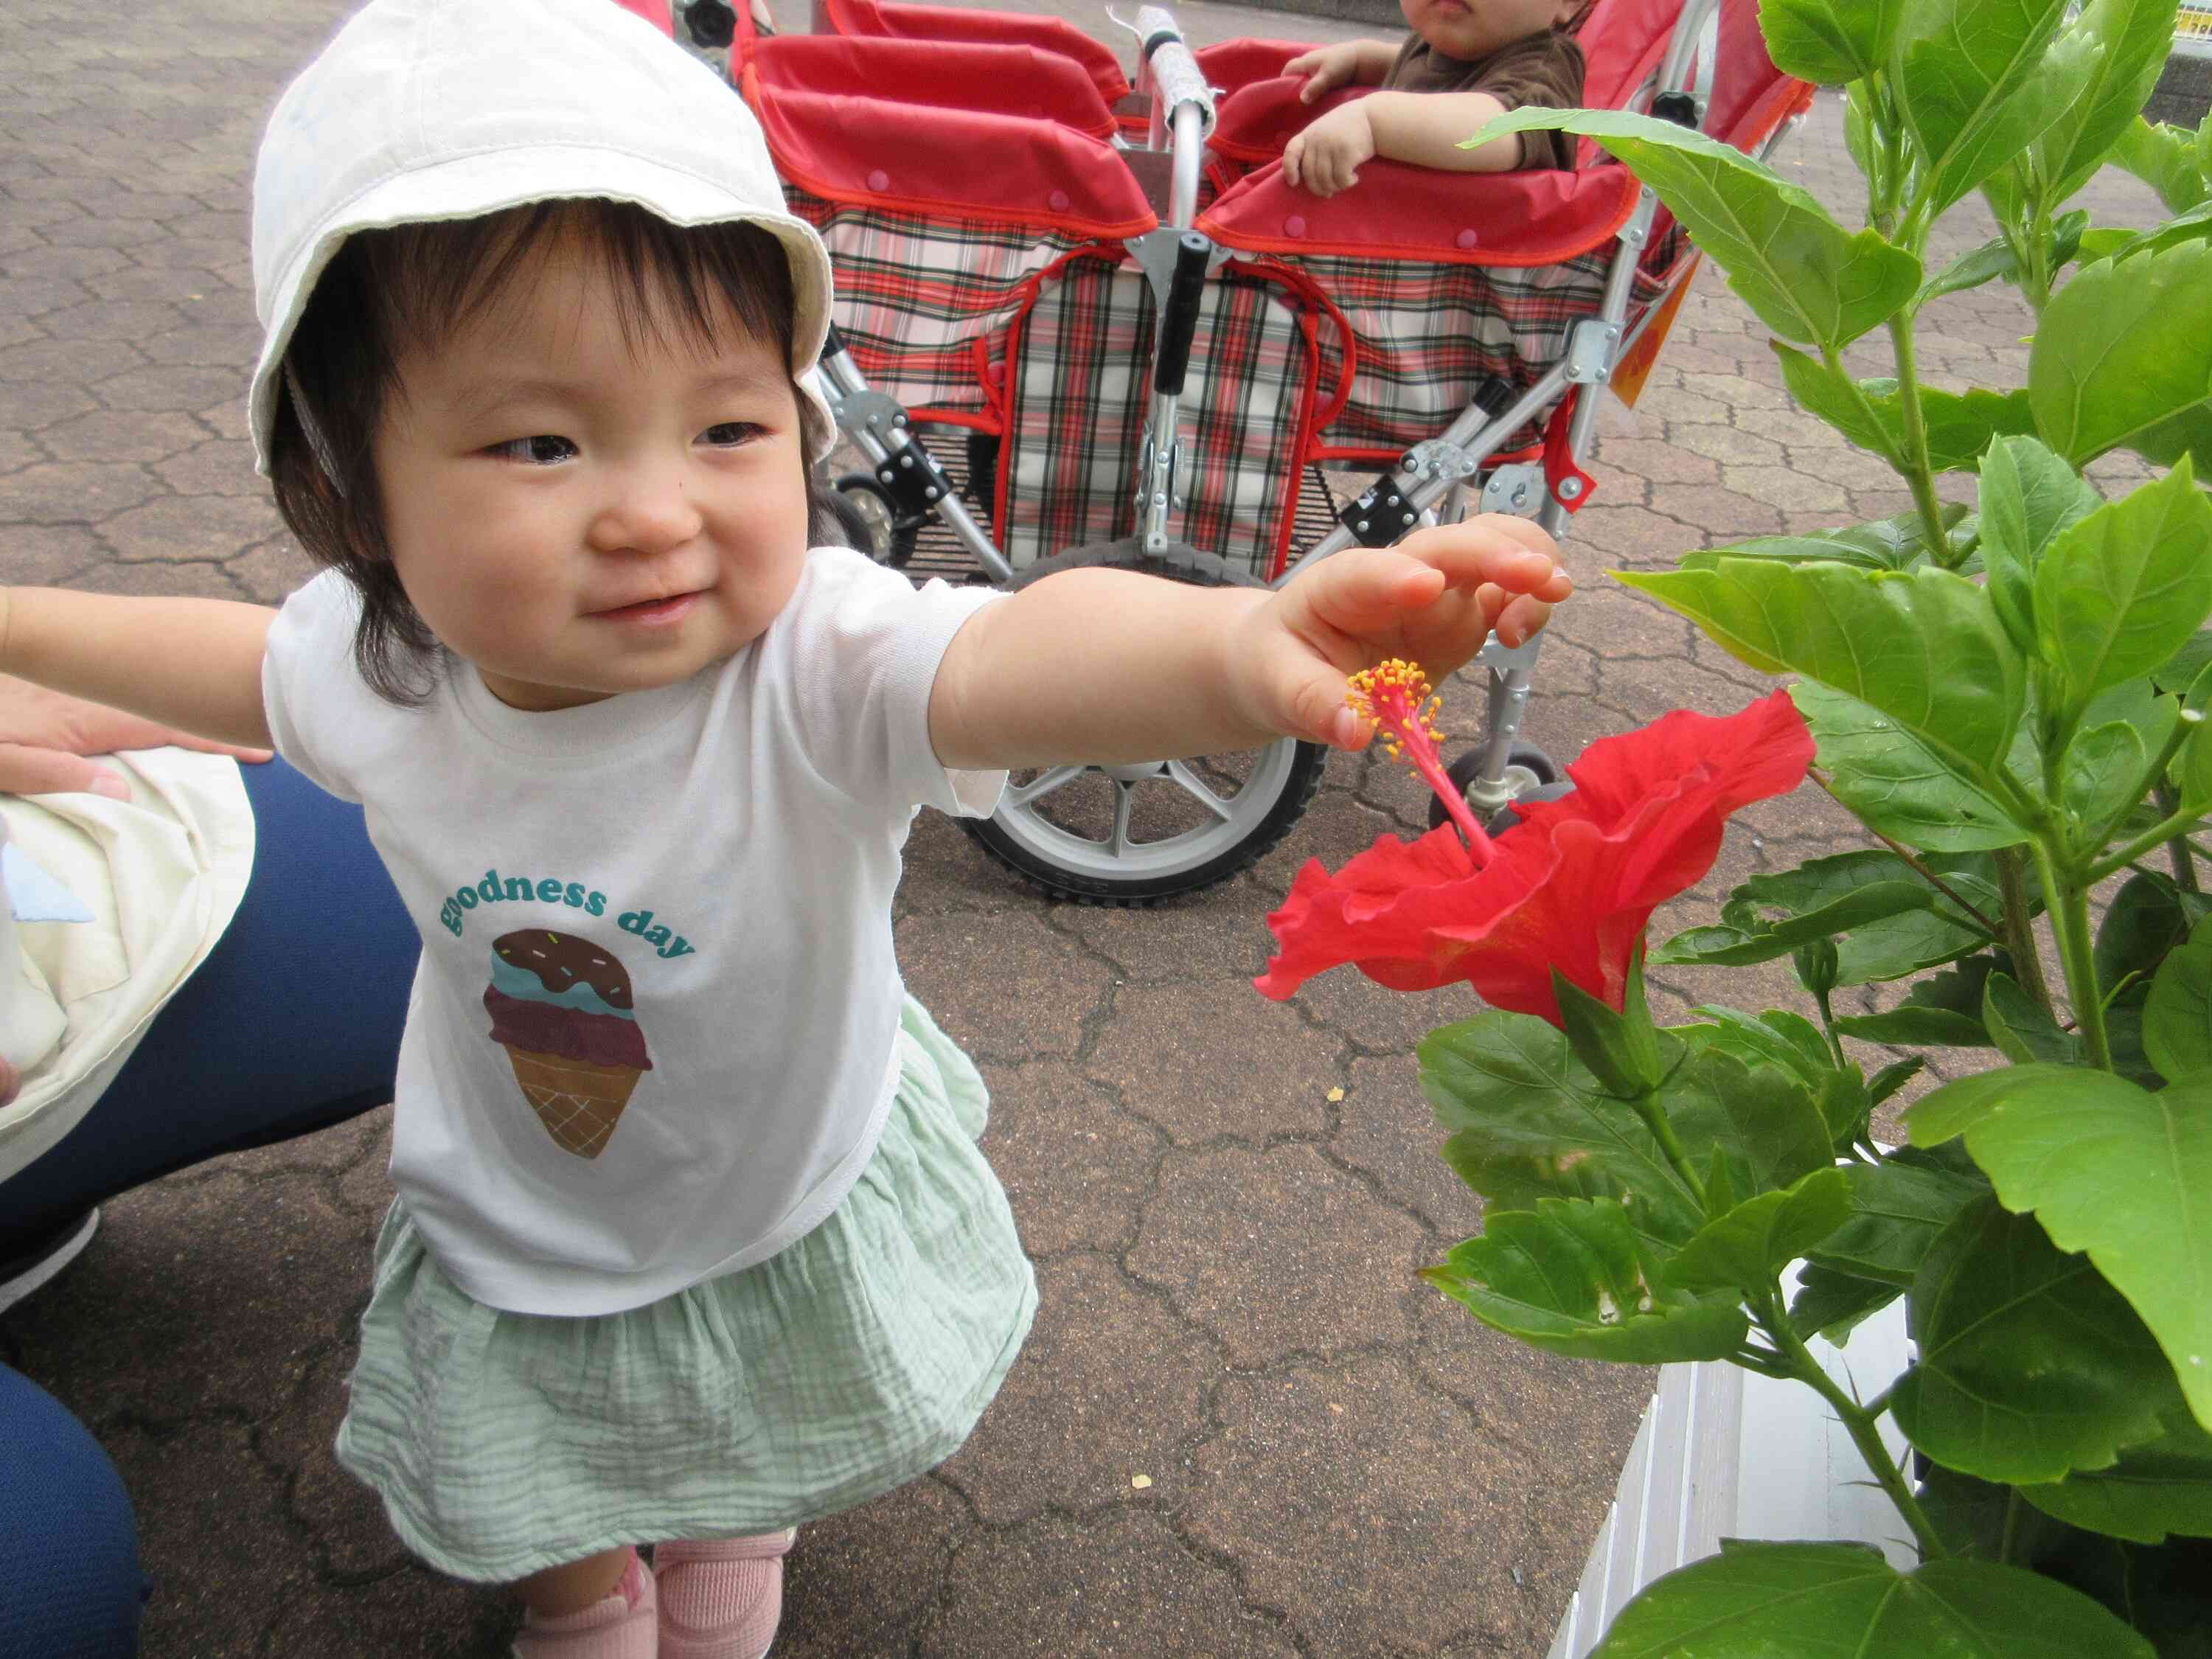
[0,588,276,752]
[1281,39,1400,98]
[928,516,1570,770]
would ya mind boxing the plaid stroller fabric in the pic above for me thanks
[747,0,1792,582]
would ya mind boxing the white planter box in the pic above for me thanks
[1547,1287,1913,1659]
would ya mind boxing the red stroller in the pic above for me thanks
[734,0,1810,901]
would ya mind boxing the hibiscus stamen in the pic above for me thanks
[1346,659,1495,867]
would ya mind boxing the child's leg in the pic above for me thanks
[512,1545,656,1658]
[520,1547,635,1618]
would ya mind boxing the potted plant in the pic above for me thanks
[1254,0,2212,1650]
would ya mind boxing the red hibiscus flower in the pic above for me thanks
[1255,667,1815,1025]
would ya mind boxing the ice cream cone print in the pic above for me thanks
[483,931,653,1160]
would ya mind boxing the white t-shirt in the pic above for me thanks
[262,550,1005,1316]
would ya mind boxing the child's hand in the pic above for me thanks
[1284,41,1369,101]
[1283,101,1377,198]
[1231,517,1572,749]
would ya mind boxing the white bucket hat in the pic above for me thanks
[247,0,838,474]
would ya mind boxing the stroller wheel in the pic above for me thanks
[960,539,1329,905]
[1427,742,1563,835]
[830,473,917,568]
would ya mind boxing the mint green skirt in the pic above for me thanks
[334,999,1037,1585]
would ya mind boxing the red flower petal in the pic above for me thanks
[1254,692,1813,1025]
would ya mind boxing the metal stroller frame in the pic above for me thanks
[779,0,1804,902]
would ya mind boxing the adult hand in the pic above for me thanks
[0,675,271,799]
[1232,517,1573,748]
[1282,100,1377,198]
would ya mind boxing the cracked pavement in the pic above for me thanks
[0,0,2174,1653]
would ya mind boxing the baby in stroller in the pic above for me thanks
[1281,0,1593,195]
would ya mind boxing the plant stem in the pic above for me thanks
[2000,1487,2025,1565]
[2088,804,2206,886]
[1633,1091,1710,1214]
[1884,314,1954,558]
[1812,983,1849,1067]
[1754,1293,1950,1561]
[2034,837,2113,1071]
[1994,846,2052,1013]
[2157,783,2199,891]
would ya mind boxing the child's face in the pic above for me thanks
[371,232,813,713]
[1399,0,1578,60]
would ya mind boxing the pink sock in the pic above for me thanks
[655,1531,794,1659]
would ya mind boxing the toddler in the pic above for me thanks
[0,1,1571,1655]
[1282,0,1592,197]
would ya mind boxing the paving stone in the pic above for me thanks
[1085,979,1339,1145]
[983,1060,1162,1256]
[220,532,318,602]
[939,1254,1217,1521]
[1598,651,1769,722]
[0,520,105,583]
[263,1344,410,1579]
[777,1477,969,1658]
[97,488,283,559]
[921,1509,1299,1659]
[1588,433,1717,487]
[0,456,161,523]
[1049,874,1279,985]
[900,904,1111,1065]
[1722,460,1854,516]
[1557,579,1696,658]
[1185,1357,1540,1657]
[151,434,257,494]
[1330,1054,1483,1237]
[37,406,204,462]
[92,360,237,412]
[1130,1142,1429,1366]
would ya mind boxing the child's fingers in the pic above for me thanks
[1490,594,1554,650]
[1283,136,1304,187]
[1398,516,1571,600]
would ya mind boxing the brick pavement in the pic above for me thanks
[0,1,2175,1655]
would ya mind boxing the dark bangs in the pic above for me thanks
[268,200,838,706]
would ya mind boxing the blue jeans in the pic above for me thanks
[0,755,415,1249]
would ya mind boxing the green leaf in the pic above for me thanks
[1673,1005,1834,1087]
[1586,1539,2152,1658]
[1891,0,2075,221]
[1978,434,2103,657]
[1867,1054,1928,1105]
[1790,1261,1903,1342]
[1424,1197,1750,1363]
[1622,560,2026,789]
[1833,1004,1994,1046]
[2144,922,2212,1081]
[1758,0,1904,83]
[1663,1045,1837,1197]
[1806,1152,1987,1286]
[1681,501,1970,573]
[2112,114,2211,214]
[2021,1405,2212,1543]
[1917,234,2021,307]
[2030,242,2212,467]
[1770,345,2037,473]
[1472,108,1921,349]
[1791,681,2028,852]
[2033,462,2212,720]
[2059,719,2150,839]
[2096,871,2194,1007]
[1893,1198,2177,1485]
[1551,958,1666,1099]
[2153,629,2212,697]
[1423,1013,1705,1248]
[2037,0,2188,208]
[1981,970,2082,1065]
[1669,1166,1852,1293]
[1907,1065,2212,1431]
[1655,851,1997,984]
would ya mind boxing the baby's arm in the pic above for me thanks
[1285,90,1526,195]
[928,518,1570,771]
[0,588,276,751]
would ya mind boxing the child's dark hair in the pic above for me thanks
[269,199,843,706]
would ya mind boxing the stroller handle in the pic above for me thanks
[1129,4,1216,140]
[1153,232,1211,396]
